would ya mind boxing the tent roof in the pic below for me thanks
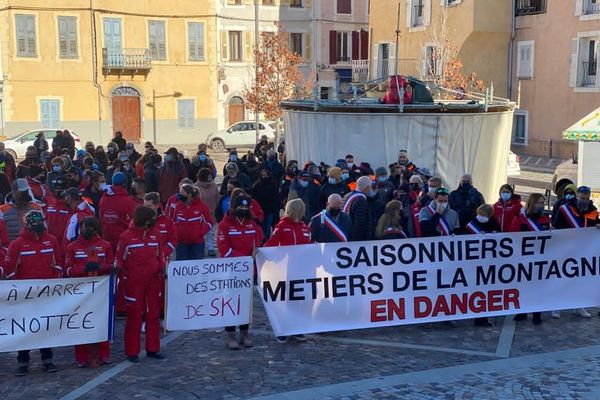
[563,107,600,141]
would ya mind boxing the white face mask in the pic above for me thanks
[347,162,354,168]
[436,201,448,211]
[99,183,108,191]
[476,215,489,224]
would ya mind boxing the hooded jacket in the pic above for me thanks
[264,216,311,247]
[4,229,63,279]
[493,194,523,232]
[99,185,138,250]
[173,197,214,244]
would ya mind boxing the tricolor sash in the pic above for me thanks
[342,192,367,214]
[465,221,483,234]
[559,204,581,228]
[426,204,451,236]
[520,209,541,231]
[320,211,348,242]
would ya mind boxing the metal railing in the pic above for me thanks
[585,0,600,14]
[102,48,151,70]
[412,4,424,26]
[351,59,419,82]
[581,61,597,87]
[515,0,546,16]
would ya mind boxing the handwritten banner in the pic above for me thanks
[0,276,114,352]
[166,257,253,331]
[256,228,600,336]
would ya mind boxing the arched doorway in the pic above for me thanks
[228,96,245,126]
[111,86,141,142]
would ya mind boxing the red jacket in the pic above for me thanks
[217,212,264,257]
[131,195,144,206]
[173,197,214,244]
[264,217,311,247]
[0,219,9,276]
[4,230,64,280]
[27,178,49,205]
[251,199,265,224]
[159,161,187,203]
[99,186,138,250]
[116,226,163,279]
[65,235,115,277]
[64,200,96,244]
[165,193,178,219]
[156,214,177,259]
[509,212,551,232]
[493,194,522,232]
[46,195,70,246]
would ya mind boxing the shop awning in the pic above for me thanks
[563,107,600,141]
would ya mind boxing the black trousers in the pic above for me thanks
[17,348,53,366]
[225,325,249,332]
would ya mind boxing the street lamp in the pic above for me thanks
[150,90,182,145]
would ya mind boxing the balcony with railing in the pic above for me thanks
[581,61,597,87]
[515,0,546,16]
[102,48,151,75]
[352,59,419,82]
[585,0,600,15]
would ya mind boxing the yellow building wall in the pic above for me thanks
[369,0,510,98]
[0,0,218,145]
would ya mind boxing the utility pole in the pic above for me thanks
[255,0,260,145]
[153,89,157,145]
[394,1,401,77]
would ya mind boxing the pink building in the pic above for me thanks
[315,0,370,98]
[512,0,600,158]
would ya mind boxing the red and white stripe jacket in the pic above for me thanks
[264,217,311,247]
[4,230,63,280]
[217,212,264,258]
[65,235,115,277]
[173,197,214,244]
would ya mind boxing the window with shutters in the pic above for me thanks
[411,0,425,27]
[516,41,534,79]
[58,16,78,59]
[40,100,61,129]
[290,33,303,56]
[422,45,438,77]
[336,32,351,63]
[149,20,167,61]
[188,22,205,61]
[583,0,600,15]
[290,0,303,7]
[16,14,37,57]
[229,31,243,61]
[512,111,528,145]
[177,99,195,129]
[337,0,352,14]
[575,36,599,87]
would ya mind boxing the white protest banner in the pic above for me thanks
[166,257,253,331]
[0,276,114,352]
[256,228,600,336]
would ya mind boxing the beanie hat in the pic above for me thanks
[328,167,342,179]
[233,195,251,209]
[375,167,387,176]
[112,172,127,186]
[564,184,577,194]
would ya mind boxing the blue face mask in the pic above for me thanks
[368,190,377,198]
[328,177,337,185]
[377,176,387,183]
[500,192,511,202]
[230,155,237,162]
[199,155,207,162]
[165,154,174,162]
[299,180,309,188]
[52,165,62,173]
[119,157,128,162]
[341,173,349,181]
[565,193,575,201]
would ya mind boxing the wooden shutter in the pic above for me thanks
[158,22,166,60]
[360,30,369,60]
[575,0,583,16]
[423,0,432,26]
[406,0,412,27]
[58,17,68,57]
[329,30,337,64]
[351,31,359,61]
[67,17,77,57]
[221,31,229,61]
[188,23,197,60]
[569,38,580,88]
[304,33,312,62]
[245,31,253,61]
[27,15,36,56]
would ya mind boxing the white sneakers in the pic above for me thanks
[551,308,592,319]
[551,311,561,319]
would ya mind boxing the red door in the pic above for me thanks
[112,96,141,142]
[228,104,245,126]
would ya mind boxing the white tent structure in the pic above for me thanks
[284,110,514,202]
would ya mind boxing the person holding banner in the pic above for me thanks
[4,210,63,376]
[550,185,598,319]
[342,176,373,242]
[265,198,311,343]
[217,194,264,350]
[310,194,352,243]
[116,206,165,362]
[375,200,407,240]
[65,216,115,367]
[173,184,213,261]
[418,188,460,237]
[510,193,551,325]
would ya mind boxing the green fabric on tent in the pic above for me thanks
[563,107,600,141]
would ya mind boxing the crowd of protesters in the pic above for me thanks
[1,129,598,375]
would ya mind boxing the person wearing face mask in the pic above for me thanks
[25,164,49,205]
[46,187,70,247]
[0,142,17,183]
[345,155,361,181]
[159,147,188,203]
[419,188,460,237]
[374,167,395,205]
[144,153,162,194]
[189,148,217,181]
[408,175,423,202]
[260,149,284,185]
[449,174,486,231]
[106,142,119,163]
[551,184,577,227]
[126,143,141,166]
[165,178,194,219]
[510,193,550,325]
[342,176,373,242]
[219,162,250,195]
[95,145,109,173]
[130,178,147,206]
[280,160,300,206]
[84,141,96,159]
[254,134,271,158]
[251,169,280,240]
[389,150,417,174]
[116,206,165,362]
[493,184,523,232]
[112,131,127,152]
[215,178,239,222]
[194,168,220,256]
[65,216,114,367]
[221,149,246,176]
[63,187,96,247]
[82,171,106,218]
[173,184,214,261]
[47,157,67,193]
[5,210,63,376]
[288,171,320,223]
[244,152,261,185]
[318,167,350,210]
[0,179,43,241]
[550,185,598,319]
[18,146,42,169]
[217,195,264,350]
[375,200,407,240]
[310,193,352,243]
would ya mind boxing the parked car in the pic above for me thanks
[2,129,82,159]
[507,151,521,177]
[552,155,578,197]
[206,121,276,152]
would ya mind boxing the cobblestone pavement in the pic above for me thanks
[3,290,600,400]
